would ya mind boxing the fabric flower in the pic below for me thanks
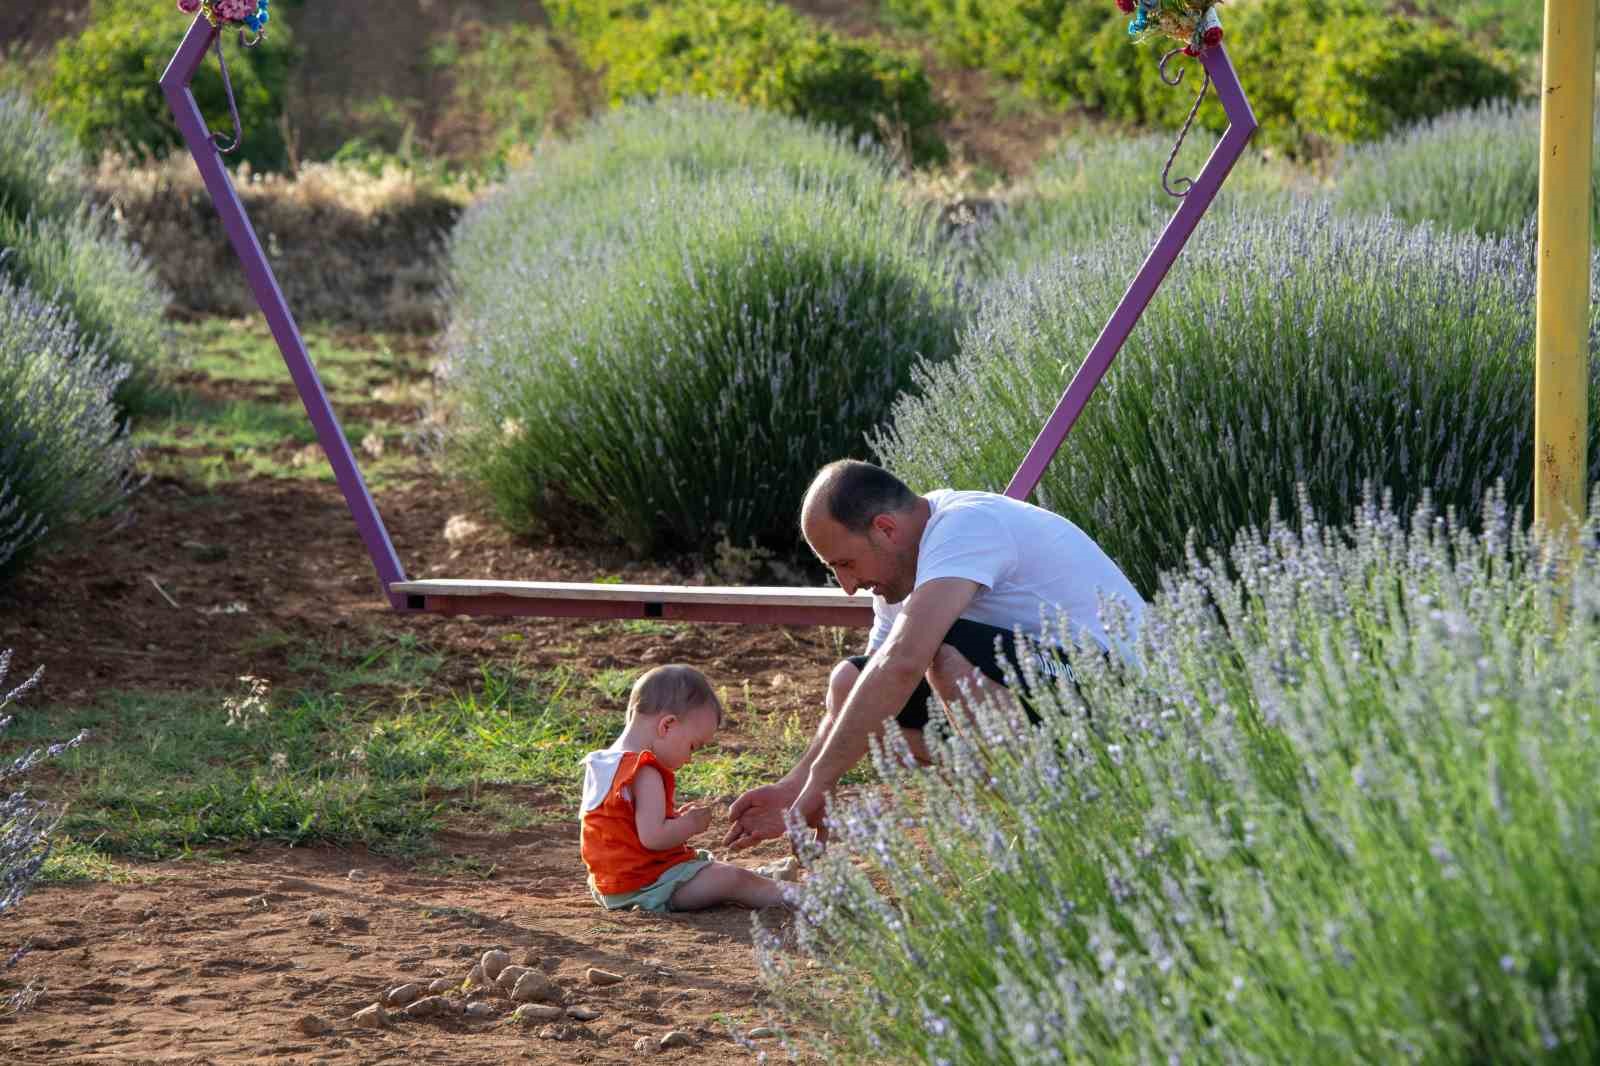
[1116,0,1136,12]
[177,0,202,12]
[1203,24,1224,45]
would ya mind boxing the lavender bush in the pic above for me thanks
[0,651,86,919]
[442,102,958,554]
[1337,101,1598,238]
[0,90,86,224]
[0,206,170,413]
[769,489,1600,1063]
[874,202,1598,593]
[0,274,137,580]
[978,132,1290,276]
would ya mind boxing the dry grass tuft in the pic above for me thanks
[90,155,474,331]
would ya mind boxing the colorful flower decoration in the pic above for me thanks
[1122,0,1223,55]
[177,0,271,38]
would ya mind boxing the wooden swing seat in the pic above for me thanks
[392,578,872,625]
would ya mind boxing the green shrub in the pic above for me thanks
[0,275,136,581]
[978,130,1292,275]
[873,203,1597,594]
[886,0,1520,155]
[49,0,297,173]
[0,90,86,224]
[772,488,1600,1063]
[446,97,900,341]
[0,207,170,413]
[550,0,949,166]
[1337,100,1598,238]
[442,104,959,556]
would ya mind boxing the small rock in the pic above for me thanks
[756,856,802,883]
[566,1005,600,1021]
[427,977,455,994]
[443,514,483,545]
[480,949,511,982]
[351,1004,389,1029]
[464,1001,496,1019]
[511,1003,563,1025]
[748,1026,778,1039]
[292,1014,330,1036]
[633,1036,659,1055]
[659,1031,694,1049]
[339,914,370,932]
[465,963,486,985]
[384,983,423,1007]
[347,869,369,882]
[511,970,559,1003]
[520,949,541,967]
[403,995,453,1019]
[361,432,386,459]
[496,964,530,990]
[585,967,623,987]
[304,911,329,928]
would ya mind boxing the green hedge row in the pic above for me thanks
[883,0,1520,155]
[50,0,297,174]
[547,0,949,166]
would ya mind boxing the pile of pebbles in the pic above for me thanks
[311,949,630,1043]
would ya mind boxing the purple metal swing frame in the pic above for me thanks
[159,16,1255,627]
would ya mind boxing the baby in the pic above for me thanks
[580,664,789,913]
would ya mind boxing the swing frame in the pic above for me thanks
[158,16,1256,626]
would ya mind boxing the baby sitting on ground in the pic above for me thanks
[579,664,791,912]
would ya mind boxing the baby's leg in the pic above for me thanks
[668,861,788,911]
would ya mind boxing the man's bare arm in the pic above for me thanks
[800,577,979,800]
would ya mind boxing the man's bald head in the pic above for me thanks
[801,460,918,536]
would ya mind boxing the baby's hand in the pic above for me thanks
[674,805,714,839]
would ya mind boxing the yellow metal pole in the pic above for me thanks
[1536,0,1597,535]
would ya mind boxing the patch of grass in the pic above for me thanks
[417,853,501,880]
[37,838,140,884]
[132,319,432,487]
[587,666,640,704]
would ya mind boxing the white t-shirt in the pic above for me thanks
[866,490,1145,662]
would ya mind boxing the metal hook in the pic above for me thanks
[210,32,245,154]
[1159,49,1211,198]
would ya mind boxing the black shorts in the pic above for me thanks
[848,617,1073,732]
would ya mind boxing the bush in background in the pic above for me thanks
[549,0,949,166]
[977,130,1293,275]
[771,489,1600,1062]
[442,102,960,556]
[49,0,297,174]
[445,97,902,351]
[0,274,137,581]
[0,90,85,223]
[874,204,1595,593]
[886,0,1520,156]
[1337,100,1598,237]
[0,208,170,413]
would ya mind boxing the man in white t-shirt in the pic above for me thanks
[724,459,1145,851]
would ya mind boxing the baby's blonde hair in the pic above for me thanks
[627,664,723,725]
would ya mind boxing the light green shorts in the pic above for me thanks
[590,851,714,914]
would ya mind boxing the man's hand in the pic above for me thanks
[785,785,828,852]
[673,804,713,840]
[724,782,798,851]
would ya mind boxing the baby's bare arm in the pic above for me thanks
[632,766,712,850]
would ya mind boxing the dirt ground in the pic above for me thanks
[0,364,849,1062]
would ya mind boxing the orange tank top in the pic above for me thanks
[579,749,697,895]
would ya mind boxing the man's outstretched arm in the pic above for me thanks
[788,577,979,826]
